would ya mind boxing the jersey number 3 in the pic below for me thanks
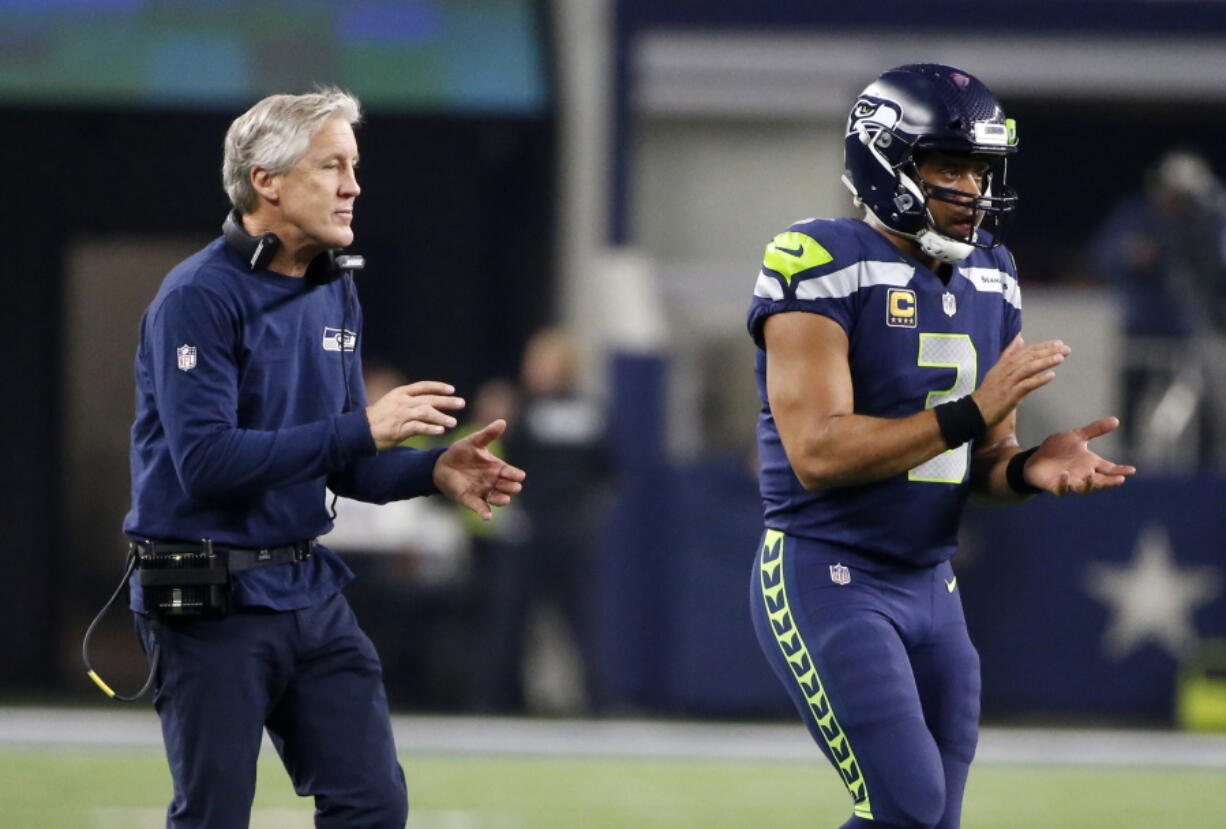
[910,333,977,484]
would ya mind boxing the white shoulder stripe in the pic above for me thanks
[960,267,1022,310]
[795,261,912,301]
[1005,277,1021,310]
[754,270,784,300]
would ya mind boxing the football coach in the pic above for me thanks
[122,88,525,828]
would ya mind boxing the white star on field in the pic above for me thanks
[1084,523,1221,661]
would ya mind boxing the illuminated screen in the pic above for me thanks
[0,0,548,113]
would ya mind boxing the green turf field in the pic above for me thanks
[2,747,1225,828]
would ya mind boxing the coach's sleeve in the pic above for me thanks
[148,284,376,500]
[328,446,446,504]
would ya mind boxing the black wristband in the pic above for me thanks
[1006,447,1043,495]
[933,396,986,449]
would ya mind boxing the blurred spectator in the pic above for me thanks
[472,328,614,713]
[1090,149,1226,469]
[460,379,532,710]
[323,360,472,708]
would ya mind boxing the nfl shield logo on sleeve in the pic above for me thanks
[176,344,197,372]
[829,562,851,585]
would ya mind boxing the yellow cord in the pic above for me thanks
[87,670,116,699]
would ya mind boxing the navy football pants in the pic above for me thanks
[750,530,980,829]
[135,592,407,828]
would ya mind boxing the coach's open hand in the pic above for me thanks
[1022,416,1137,496]
[366,381,467,450]
[433,419,526,519]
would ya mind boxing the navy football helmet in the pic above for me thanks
[842,64,1018,264]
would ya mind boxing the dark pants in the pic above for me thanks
[134,592,407,829]
[467,529,596,712]
[750,531,980,829]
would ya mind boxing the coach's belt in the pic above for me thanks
[130,538,316,579]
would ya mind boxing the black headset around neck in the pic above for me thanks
[221,211,365,285]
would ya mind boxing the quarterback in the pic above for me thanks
[746,64,1134,828]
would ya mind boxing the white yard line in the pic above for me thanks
[3,708,1226,768]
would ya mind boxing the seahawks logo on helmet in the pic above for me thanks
[846,95,902,140]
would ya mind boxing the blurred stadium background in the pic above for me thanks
[4,0,1226,825]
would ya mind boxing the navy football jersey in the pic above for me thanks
[747,217,1022,566]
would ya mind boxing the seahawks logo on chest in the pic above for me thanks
[322,326,357,352]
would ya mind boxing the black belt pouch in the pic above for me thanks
[138,548,230,618]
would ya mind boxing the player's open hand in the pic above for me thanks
[1022,416,1137,496]
[366,381,466,450]
[972,335,1071,427]
[433,419,526,519]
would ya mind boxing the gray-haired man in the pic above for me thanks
[125,88,525,828]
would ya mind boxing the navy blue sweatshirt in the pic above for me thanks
[124,237,444,611]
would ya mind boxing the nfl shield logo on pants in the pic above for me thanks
[829,562,851,585]
[177,344,197,372]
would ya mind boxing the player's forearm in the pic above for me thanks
[783,409,951,490]
[969,438,1030,503]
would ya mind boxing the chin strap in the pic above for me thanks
[864,209,976,266]
[916,228,974,264]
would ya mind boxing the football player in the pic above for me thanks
[746,64,1135,828]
